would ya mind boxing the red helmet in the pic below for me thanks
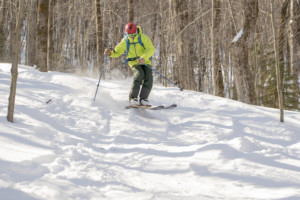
[125,23,137,35]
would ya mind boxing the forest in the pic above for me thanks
[1,0,299,118]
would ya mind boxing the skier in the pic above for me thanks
[104,23,155,106]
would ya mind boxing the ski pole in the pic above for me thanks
[144,64,183,91]
[93,55,107,101]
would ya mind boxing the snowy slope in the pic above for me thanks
[1,63,300,200]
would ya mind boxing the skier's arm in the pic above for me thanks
[110,38,126,58]
[140,35,155,61]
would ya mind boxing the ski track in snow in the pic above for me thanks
[1,64,300,200]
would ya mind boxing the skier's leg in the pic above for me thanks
[139,65,153,100]
[129,65,145,99]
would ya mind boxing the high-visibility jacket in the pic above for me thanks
[110,26,155,68]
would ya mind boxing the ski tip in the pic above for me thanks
[164,104,177,109]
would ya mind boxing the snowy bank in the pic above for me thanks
[1,64,300,200]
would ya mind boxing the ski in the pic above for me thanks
[126,105,164,110]
[125,104,177,110]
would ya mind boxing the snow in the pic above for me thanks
[1,63,300,200]
[232,29,243,43]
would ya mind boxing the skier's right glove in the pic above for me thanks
[104,48,111,56]
[137,58,145,65]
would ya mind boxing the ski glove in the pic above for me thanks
[137,58,145,65]
[104,48,111,56]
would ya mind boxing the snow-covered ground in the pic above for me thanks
[1,63,300,200]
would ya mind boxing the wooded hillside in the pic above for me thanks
[1,0,299,111]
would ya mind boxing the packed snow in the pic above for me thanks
[1,63,300,200]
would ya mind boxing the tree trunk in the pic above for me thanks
[158,0,165,84]
[174,0,197,90]
[278,0,289,65]
[7,0,25,123]
[211,0,224,97]
[270,0,284,122]
[95,0,104,73]
[276,0,288,102]
[196,0,205,92]
[127,0,134,22]
[25,0,37,67]
[288,0,295,74]
[288,0,299,111]
[231,0,258,105]
[35,0,49,72]
[288,0,300,75]
[0,0,8,62]
[47,0,55,71]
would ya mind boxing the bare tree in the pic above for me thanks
[289,0,295,74]
[7,0,25,123]
[174,0,197,90]
[25,0,37,66]
[35,0,49,72]
[287,0,300,111]
[158,0,165,82]
[231,0,258,105]
[47,0,56,71]
[95,0,104,72]
[288,0,300,75]
[270,0,284,122]
[127,0,134,22]
[211,0,224,97]
[0,0,8,62]
[278,0,289,65]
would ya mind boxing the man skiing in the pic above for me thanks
[104,23,155,106]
